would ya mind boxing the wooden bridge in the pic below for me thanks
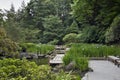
[49,54,64,65]
[49,45,69,65]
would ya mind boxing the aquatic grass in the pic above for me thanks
[20,43,55,54]
[67,43,120,57]
[75,57,88,71]
[63,43,120,72]
[36,44,55,54]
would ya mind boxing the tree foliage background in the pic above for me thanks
[71,0,120,44]
[0,0,120,44]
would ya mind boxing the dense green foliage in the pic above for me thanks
[0,0,120,44]
[63,33,83,44]
[63,33,78,43]
[0,58,81,80]
[71,0,120,44]
[0,58,51,80]
[105,15,120,43]
[0,0,120,79]
[43,15,65,43]
[20,43,54,54]
[0,28,19,58]
[0,0,72,44]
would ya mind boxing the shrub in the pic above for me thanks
[105,15,120,44]
[0,58,81,80]
[63,33,77,43]
[48,39,59,45]
[0,58,52,80]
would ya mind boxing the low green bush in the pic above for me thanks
[0,58,52,80]
[63,33,78,43]
[0,58,81,80]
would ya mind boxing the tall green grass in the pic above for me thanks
[20,43,55,54]
[68,43,120,57]
[36,44,55,54]
[63,54,88,72]
[63,43,120,71]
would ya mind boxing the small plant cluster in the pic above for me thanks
[63,44,89,72]
[63,53,88,72]
[0,58,81,80]
[20,43,55,54]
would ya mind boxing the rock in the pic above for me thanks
[45,55,49,58]
[56,65,64,70]
[33,54,38,59]
[52,67,59,72]
[38,54,46,58]
[65,61,75,71]
[89,67,93,72]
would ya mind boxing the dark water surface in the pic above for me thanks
[29,58,49,65]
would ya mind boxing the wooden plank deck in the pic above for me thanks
[49,54,64,64]
[55,50,65,54]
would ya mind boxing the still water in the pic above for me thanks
[29,58,49,65]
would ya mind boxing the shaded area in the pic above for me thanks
[30,58,49,65]
[82,60,120,80]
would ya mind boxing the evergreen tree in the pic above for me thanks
[43,15,65,44]
[0,28,19,58]
[71,0,120,43]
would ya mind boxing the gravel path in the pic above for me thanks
[82,60,120,80]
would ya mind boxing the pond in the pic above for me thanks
[29,58,49,65]
[82,60,120,80]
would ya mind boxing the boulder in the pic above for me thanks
[65,61,75,71]
[52,67,59,72]
[89,67,93,72]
